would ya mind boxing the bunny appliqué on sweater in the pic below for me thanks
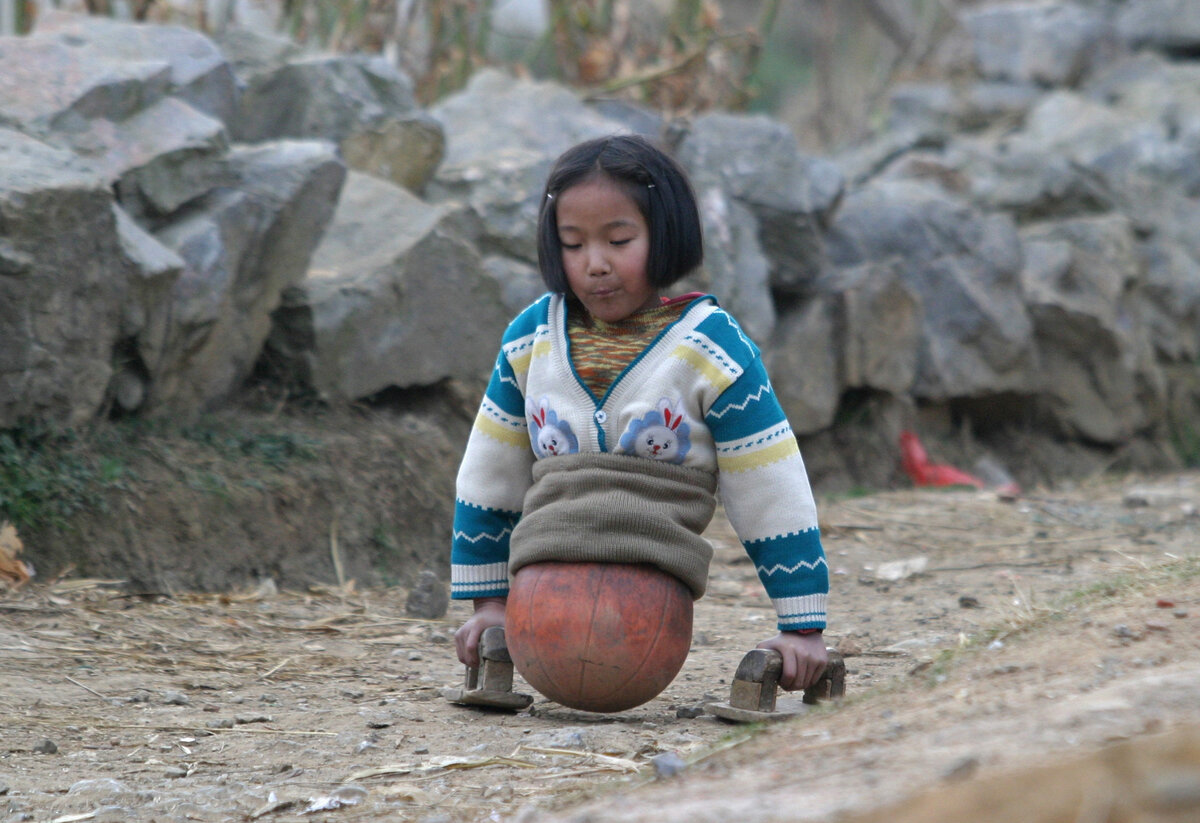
[527,397,580,458]
[616,398,692,464]
[527,396,693,464]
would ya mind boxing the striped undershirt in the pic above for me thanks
[567,296,693,397]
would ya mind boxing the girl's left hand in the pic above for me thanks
[756,631,828,691]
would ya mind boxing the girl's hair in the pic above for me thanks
[536,134,704,294]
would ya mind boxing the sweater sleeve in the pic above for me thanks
[450,307,540,600]
[706,355,829,631]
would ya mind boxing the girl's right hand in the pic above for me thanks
[454,597,507,668]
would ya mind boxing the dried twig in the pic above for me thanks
[65,676,108,701]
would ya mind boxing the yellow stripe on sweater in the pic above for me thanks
[671,344,736,393]
[718,437,799,473]
[475,413,530,448]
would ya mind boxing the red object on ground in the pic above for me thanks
[899,430,986,489]
[506,562,693,713]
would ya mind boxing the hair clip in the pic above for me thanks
[546,192,554,200]
[647,183,656,188]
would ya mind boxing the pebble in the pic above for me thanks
[651,752,687,778]
[675,705,704,719]
[483,784,514,801]
[32,739,58,754]
[163,691,190,705]
[942,755,980,782]
[165,766,189,778]
[235,714,273,724]
[405,569,449,619]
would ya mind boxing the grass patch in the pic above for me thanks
[0,416,323,534]
[0,423,120,533]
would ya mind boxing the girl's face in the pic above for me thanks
[555,176,656,323]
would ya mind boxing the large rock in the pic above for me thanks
[826,180,1033,401]
[233,53,444,193]
[149,141,346,411]
[32,10,239,125]
[427,69,627,261]
[1020,215,1166,443]
[0,35,172,131]
[693,184,775,343]
[267,171,512,401]
[1116,0,1200,54]
[0,128,181,427]
[675,112,844,296]
[0,19,235,221]
[962,2,1117,88]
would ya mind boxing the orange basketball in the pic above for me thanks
[506,562,693,713]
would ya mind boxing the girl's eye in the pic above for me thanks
[560,242,581,250]
[610,238,632,246]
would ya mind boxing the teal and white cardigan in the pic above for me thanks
[450,293,829,632]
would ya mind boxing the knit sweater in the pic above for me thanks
[451,292,829,631]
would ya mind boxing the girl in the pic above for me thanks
[451,134,829,693]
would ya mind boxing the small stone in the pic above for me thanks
[958,595,981,609]
[206,718,235,729]
[675,706,704,719]
[405,570,449,619]
[943,756,980,782]
[651,751,687,778]
[164,766,188,778]
[1146,621,1170,633]
[32,739,58,754]
[1113,624,1135,639]
[413,745,430,754]
[1175,609,1189,619]
[1156,598,1176,609]
[235,714,273,725]
[162,691,190,706]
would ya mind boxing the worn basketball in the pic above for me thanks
[506,562,693,713]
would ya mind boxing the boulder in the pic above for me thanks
[675,112,844,296]
[1116,0,1200,54]
[767,295,841,436]
[826,180,1033,401]
[32,10,239,125]
[267,171,512,401]
[427,69,627,261]
[693,184,775,343]
[69,97,232,220]
[0,128,180,427]
[149,141,346,411]
[0,35,173,131]
[232,53,444,193]
[1020,215,1166,443]
[962,2,1117,88]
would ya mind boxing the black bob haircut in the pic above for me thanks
[536,134,704,295]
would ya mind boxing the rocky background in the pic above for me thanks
[2,1,1200,495]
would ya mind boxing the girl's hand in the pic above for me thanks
[454,597,507,668]
[756,631,828,691]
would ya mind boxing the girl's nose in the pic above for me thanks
[586,246,609,275]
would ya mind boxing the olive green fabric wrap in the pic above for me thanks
[509,453,718,599]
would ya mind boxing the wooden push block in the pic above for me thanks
[707,648,845,723]
[442,626,533,711]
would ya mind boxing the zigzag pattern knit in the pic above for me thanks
[451,293,829,631]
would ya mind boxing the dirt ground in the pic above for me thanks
[3,469,1199,822]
